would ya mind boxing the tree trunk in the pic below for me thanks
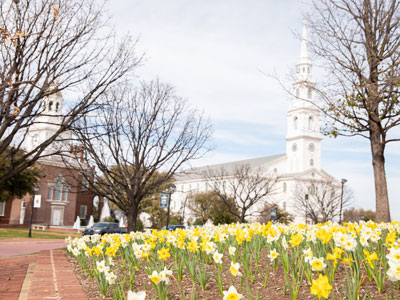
[369,126,391,222]
[127,204,139,232]
[240,210,246,223]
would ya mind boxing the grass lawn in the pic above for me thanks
[0,229,78,239]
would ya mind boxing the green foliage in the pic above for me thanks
[188,191,239,225]
[276,208,294,224]
[102,216,117,223]
[0,148,41,202]
[258,204,294,224]
[136,217,144,231]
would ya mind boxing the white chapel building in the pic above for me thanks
[172,23,340,224]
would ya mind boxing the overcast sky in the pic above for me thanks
[107,0,400,221]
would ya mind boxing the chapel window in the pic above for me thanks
[294,116,298,130]
[0,201,5,216]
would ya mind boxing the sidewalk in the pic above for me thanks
[0,238,66,257]
[0,238,87,300]
[26,249,88,300]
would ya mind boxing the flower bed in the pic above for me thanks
[66,221,400,299]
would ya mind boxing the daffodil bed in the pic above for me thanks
[66,222,400,300]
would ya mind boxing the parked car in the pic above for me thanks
[83,222,127,235]
[161,225,185,231]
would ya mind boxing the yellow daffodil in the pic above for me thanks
[310,274,332,299]
[157,247,170,261]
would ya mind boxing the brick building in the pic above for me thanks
[0,88,96,226]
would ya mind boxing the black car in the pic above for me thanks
[161,225,185,231]
[83,222,127,235]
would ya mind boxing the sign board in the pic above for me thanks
[33,195,41,208]
[270,208,277,221]
[160,193,169,208]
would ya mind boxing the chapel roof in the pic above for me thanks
[175,153,285,182]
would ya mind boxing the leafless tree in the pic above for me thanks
[303,0,400,221]
[205,164,278,223]
[71,80,212,231]
[293,180,353,224]
[0,0,140,190]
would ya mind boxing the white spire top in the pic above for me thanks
[298,19,311,65]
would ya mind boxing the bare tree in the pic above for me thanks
[206,164,278,223]
[293,180,353,224]
[304,0,400,221]
[0,0,140,190]
[72,80,212,231]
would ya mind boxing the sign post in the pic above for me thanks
[33,195,41,208]
[160,193,169,209]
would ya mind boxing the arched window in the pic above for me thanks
[310,184,316,195]
[293,116,298,130]
[283,182,287,193]
[51,177,69,202]
[308,87,312,99]
[308,117,313,130]
[310,159,314,167]
[56,102,59,112]
[54,180,62,201]
[49,101,53,111]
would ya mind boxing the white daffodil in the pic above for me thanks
[127,290,146,300]
[223,285,243,300]
[213,251,223,264]
[267,249,279,261]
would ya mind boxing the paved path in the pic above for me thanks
[0,255,37,300]
[0,238,66,257]
[0,238,87,299]
[27,250,88,300]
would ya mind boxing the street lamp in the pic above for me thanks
[165,184,176,229]
[28,185,40,238]
[339,178,347,224]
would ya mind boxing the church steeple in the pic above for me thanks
[286,21,322,173]
[25,84,71,154]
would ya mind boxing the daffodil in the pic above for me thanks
[223,285,243,300]
[311,257,327,272]
[363,249,379,269]
[230,262,242,277]
[267,249,279,261]
[127,290,146,300]
[310,274,332,299]
[213,251,223,264]
[149,270,160,284]
[157,247,170,261]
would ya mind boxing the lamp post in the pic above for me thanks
[339,178,347,224]
[165,184,176,229]
[28,185,40,238]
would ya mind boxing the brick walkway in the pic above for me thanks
[27,249,88,300]
[0,255,37,300]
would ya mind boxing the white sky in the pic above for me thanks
[107,0,400,221]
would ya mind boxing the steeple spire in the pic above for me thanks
[296,19,312,82]
[299,20,310,64]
